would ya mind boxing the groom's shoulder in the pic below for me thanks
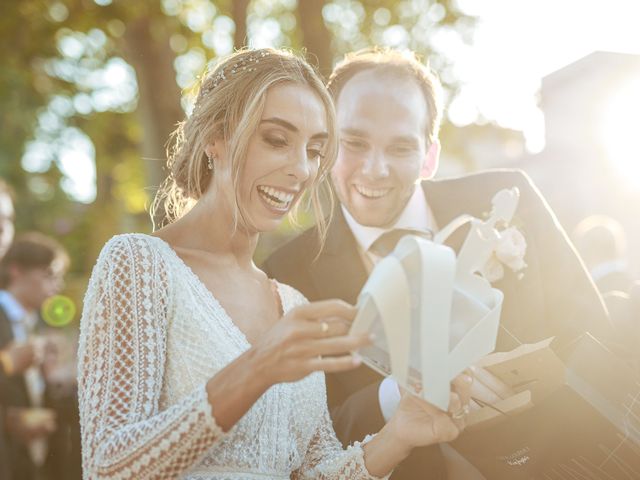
[430,168,533,188]
[427,168,540,199]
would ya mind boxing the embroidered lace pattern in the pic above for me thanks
[78,234,387,479]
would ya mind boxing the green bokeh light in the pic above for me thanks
[42,295,76,327]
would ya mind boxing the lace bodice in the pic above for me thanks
[78,234,385,479]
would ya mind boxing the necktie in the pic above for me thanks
[369,228,433,258]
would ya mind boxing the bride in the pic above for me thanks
[77,48,471,479]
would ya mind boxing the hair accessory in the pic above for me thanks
[199,50,270,98]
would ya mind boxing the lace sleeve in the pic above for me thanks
[292,391,390,480]
[77,235,225,479]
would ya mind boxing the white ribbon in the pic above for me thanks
[351,188,519,411]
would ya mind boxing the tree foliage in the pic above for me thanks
[0,0,476,319]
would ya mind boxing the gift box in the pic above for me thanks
[451,333,640,479]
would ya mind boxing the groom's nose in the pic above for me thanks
[361,149,390,179]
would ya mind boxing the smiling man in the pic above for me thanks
[331,66,439,231]
[263,48,614,479]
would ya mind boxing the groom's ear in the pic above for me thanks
[420,139,441,179]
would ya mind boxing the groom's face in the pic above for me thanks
[331,70,431,228]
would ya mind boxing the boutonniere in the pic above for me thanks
[481,225,527,282]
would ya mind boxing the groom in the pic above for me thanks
[263,48,614,478]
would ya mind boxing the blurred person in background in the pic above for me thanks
[1,342,38,479]
[0,176,18,479]
[572,214,634,294]
[600,281,640,368]
[0,232,70,480]
[573,215,638,357]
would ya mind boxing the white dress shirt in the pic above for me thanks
[342,185,438,275]
[341,186,438,421]
[0,289,32,342]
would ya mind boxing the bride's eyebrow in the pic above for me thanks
[261,117,328,141]
[261,117,298,132]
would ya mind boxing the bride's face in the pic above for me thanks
[237,82,328,233]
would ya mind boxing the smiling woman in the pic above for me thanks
[77,48,471,480]
[151,49,337,241]
[235,82,328,232]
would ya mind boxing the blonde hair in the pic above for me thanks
[327,47,443,145]
[151,48,336,240]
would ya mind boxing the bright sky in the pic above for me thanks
[449,0,640,152]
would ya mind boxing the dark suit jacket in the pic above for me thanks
[1,367,13,480]
[263,169,614,479]
[0,304,36,480]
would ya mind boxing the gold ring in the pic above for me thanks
[450,405,470,420]
[320,321,329,334]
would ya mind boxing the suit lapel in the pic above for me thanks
[424,175,547,348]
[310,209,369,305]
[423,179,472,253]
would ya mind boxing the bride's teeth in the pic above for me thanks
[258,186,295,209]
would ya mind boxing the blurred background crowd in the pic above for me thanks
[1,0,639,478]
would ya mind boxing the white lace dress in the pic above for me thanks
[78,234,386,480]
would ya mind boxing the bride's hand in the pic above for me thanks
[250,299,371,386]
[206,300,369,432]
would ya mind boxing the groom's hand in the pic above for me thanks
[468,364,515,408]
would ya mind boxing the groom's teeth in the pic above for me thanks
[355,185,390,198]
[258,186,295,209]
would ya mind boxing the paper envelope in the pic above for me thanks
[452,334,640,478]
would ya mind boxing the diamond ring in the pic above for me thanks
[450,405,470,420]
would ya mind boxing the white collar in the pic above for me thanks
[342,184,435,252]
[0,290,27,323]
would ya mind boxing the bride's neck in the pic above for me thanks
[162,198,259,268]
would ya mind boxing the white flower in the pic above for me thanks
[496,226,527,271]
[480,255,505,283]
[481,226,527,282]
